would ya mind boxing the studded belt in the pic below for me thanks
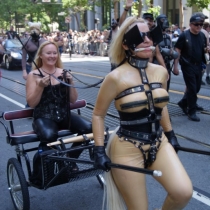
[117,127,162,142]
[120,115,161,126]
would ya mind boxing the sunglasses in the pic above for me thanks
[192,23,203,27]
[140,31,152,40]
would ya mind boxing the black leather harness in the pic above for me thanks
[116,57,164,168]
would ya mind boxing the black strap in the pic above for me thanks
[63,70,71,129]
[58,138,67,150]
[184,30,192,58]
[118,132,162,168]
[115,85,145,100]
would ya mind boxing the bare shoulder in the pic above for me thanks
[148,62,167,73]
[147,62,168,79]
[104,67,120,83]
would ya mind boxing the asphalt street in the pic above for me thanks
[0,53,210,210]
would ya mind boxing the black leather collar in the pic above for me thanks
[128,56,149,69]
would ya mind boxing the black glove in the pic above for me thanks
[94,146,111,172]
[164,130,180,153]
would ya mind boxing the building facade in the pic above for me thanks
[68,0,210,31]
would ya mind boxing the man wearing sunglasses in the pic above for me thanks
[173,14,208,122]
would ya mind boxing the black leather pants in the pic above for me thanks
[33,117,68,144]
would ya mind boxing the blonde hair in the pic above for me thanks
[32,41,63,70]
[109,16,145,65]
[102,126,127,210]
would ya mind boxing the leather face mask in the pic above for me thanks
[156,15,170,31]
[30,27,40,40]
[160,18,170,30]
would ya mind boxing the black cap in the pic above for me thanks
[192,12,208,20]
[190,14,204,23]
[142,13,154,20]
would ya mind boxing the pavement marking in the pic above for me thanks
[170,89,210,100]
[193,188,210,206]
[0,93,25,108]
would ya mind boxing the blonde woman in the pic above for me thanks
[26,41,78,184]
[92,17,192,210]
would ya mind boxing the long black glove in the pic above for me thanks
[164,130,180,153]
[94,146,111,172]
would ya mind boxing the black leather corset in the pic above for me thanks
[33,83,68,122]
[118,107,162,133]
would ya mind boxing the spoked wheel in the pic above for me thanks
[96,174,106,189]
[7,158,30,210]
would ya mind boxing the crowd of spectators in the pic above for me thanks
[39,29,111,57]
[0,28,111,58]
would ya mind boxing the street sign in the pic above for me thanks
[65,16,71,23]
[42,0,51,2]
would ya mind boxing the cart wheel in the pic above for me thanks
[7,158,30,210]
[96,174,106,188]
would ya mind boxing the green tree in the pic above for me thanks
[129,0,161,18]
[0,0,67,33]
[144,0,161,18]
[186,0,210,10]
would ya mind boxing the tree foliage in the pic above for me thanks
[186,0,210,10]
[130,0,161,18]
[0,0,66,32]
[0,0,162,33]
[144,0,161,18]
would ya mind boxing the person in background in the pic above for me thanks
[54,30,64,55]
[174,14,209,121]
[67,29,74,59]
[155,14,179,91]
[92,16,192,210]
[173,23,181,35]
[172,31,179,47]
[176,12,209,116]
[21,22,47,108]
[22,22,46,81]
[6,26,17,39]
[182,26,187,32]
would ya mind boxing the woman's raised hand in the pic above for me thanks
[37,75,50,87]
